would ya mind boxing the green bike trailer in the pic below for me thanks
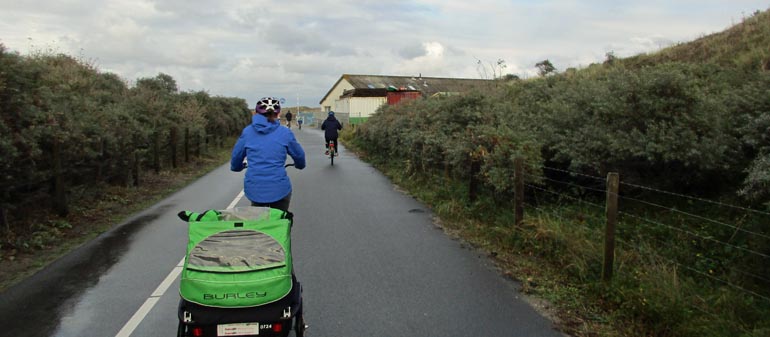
[176,207,306,337]
[178,207,294,308]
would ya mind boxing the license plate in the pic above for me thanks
[217,322,260,336]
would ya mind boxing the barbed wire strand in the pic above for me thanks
[525,162,770,217]
[618,194,770,240]
[525,202,770,291]
[529,201,611,230]
[619,211,770,259]
[523,202,565,220]
[614,238,761,315]
[520,167,770,295]
[525,163,607,182]
[620,181,770,217]
[523,172,607,194]
[638,233,770,285]
[524,178,770,264]
[519,202,569,235]
[647,247,770,302]
[525,183,607,211]
[523,201,601,225]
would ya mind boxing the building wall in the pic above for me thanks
[330,96,385,124]
[349,97,386,119]
[320,79,354,112]
[387,91,421,105]
[333,96,386,125]
[334,97,351,114]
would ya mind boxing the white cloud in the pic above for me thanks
[389,41,465,78]
[423,42,445,58]
[1,0,767,106]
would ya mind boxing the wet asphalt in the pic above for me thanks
[0,126,565,337]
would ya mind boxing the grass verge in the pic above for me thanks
[342,135,770,337]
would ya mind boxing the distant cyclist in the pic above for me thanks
[285,110,293,128]
[230,97,306,212]
[321,111,343,155]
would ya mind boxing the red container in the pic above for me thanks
[386,91,422,105]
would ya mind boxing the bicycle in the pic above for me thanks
[328,140,336,166]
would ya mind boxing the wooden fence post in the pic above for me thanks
[52,138,68,216]
[133,150,140,187]
[1,206,8,234]
[153,131,161,173]
[468,157,480,202]
[184,128,190,163]
[603,172,619,283]
[514,157,524,227]
[97,138,106,181]
[170,127,178,169]
[195,133,202,157]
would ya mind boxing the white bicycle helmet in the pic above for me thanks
[255,97,281,115]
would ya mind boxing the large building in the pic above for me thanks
[319,74,492,124]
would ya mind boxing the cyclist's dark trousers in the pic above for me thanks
[250,192,291,212]
[325,137,338,152]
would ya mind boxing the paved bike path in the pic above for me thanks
[285,127,563,336]
[0,125,564,337]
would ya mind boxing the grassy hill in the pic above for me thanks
[283,105,322,113]
[621,8,770,70]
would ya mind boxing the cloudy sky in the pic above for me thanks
[0,0,766,107]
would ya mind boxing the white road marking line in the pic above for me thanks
[114,192,244,337]
[114,297,160,337]
[151,258,185,297]
[227,190,245,209]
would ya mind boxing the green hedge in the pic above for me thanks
[0,45,250,222]
[353,62,770,207]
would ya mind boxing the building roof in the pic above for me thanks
[320,74,492,104]
[340,88,389,98]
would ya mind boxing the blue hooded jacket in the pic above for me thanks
[230,113,306,203]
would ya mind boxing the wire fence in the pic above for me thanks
[613,237,736,321]
[638,233,770,285]
[516,161,770,303]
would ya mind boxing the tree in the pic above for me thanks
[475,58,508,80]
[494,59,507,79]
[535,59,556,76]
[604,51,617,65]
[502,74,520,81]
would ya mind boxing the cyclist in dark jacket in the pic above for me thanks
[284,110,293,128]
[321,111,343,155]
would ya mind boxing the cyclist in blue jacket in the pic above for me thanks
[231,97,306,212]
